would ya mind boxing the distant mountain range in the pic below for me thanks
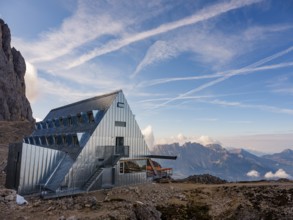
[151,142,293,181]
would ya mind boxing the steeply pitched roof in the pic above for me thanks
[44,90,120,120]
[27,90,121,152]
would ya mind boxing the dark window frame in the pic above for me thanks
[115,121,126,127]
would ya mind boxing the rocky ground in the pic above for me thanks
[0,122,293,220]
[0,181,292,220]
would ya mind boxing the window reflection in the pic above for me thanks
[120,159,146,173]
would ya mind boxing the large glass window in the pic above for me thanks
[120,159,146,173]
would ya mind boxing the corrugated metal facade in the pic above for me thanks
[18,144,66,194]
[7,90,151,196]
[63,91,150,189]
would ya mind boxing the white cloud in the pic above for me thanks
[247,170,260,177]
[131,40,178,78]
[141,125,155,150]
[35,117,42,122]
[197,135,220,146]
[264,169,290,179]
[24,61,39,103]
[156,134,220,146]
[67,0,262,68]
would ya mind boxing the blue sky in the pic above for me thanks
[1,0,293,153]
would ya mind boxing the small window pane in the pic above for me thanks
[115,121,126,127]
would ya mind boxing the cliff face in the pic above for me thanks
[0,19,33,121]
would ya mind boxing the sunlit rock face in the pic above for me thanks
[0,19,33,121]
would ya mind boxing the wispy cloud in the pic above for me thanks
[131,30,236,78]
[14,1,124,63]
[138,61,293,87]
[267,73,293,95]
[131,40,178,78]
[38,78,105,103]
[67,0,263,69]
[150,46,293,109]
[243,24,293,41]
[228,120,253,124]
[219,133,293,153]
[206,99,293,115]
[132,22,293,78]
[193,118,219,122]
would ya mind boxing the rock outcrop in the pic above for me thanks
[0,19,33,121]
[176,174,227,184]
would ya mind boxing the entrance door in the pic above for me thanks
[115,137,124,155]
[116,137,124,146]
[102,167,115,188]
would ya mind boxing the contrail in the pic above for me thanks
[152,46,293,109]
[67,0,262,69]
[139,61,293,87]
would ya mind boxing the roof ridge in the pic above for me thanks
[51,90,122,112]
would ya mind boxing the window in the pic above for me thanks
[59,117,63,127]
[120,162,124,173]
[120,160,146,173]
[62,135,67,145]
[41,122,47,129]
[36,123,42,130]
[117,102,124,108]
[87,111,95,123]
[82,113,89,123]
[77,113,82,124]
[29,137,34,145]
[71,116,78,126]
[68,116,72,126]
[66,135,72,145]
[72,135,78,146]
[115,121,126,127]
[47,136,54,145]
[54,119,60,127]
[40,136,47,145]
[48,120,54,129]
[35,137,41,145]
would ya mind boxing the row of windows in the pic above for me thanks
[35,110,98,130]
[24,134,79,147]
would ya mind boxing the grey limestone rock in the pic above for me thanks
[0,19,34,122]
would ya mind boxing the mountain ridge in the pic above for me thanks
[151,142,293,181]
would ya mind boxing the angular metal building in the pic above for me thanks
[6,90,174,198]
